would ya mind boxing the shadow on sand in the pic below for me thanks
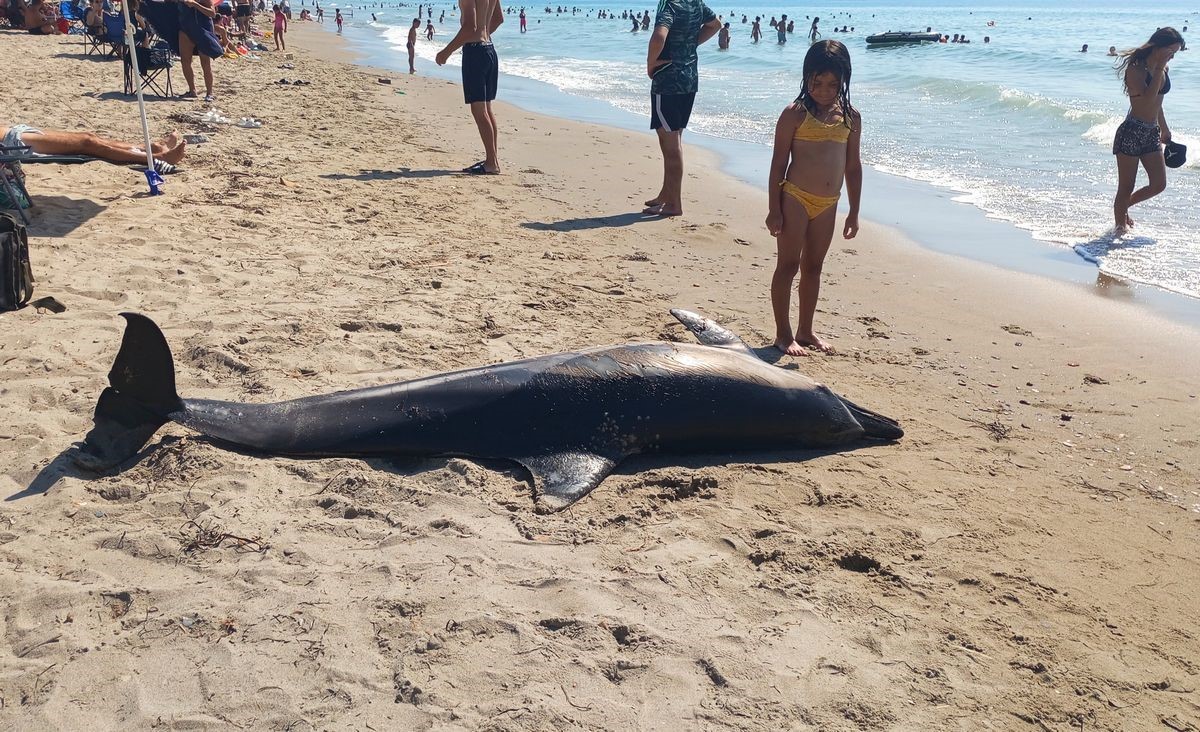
[321,168,460,181]
[521,212,666,232]
[11,433,891,507]
[19,195,106,237]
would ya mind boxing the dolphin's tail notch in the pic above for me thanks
[75,313,181,471]
[840,397,904,441]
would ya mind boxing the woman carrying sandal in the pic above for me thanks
[1112,27,1185,234]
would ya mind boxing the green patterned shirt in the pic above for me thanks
[651,0,717,95]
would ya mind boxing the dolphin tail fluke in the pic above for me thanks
[76,313,182,471]
[840,397,904,441]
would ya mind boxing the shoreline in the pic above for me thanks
[331,14,1200,327]
[1,24,1198,731]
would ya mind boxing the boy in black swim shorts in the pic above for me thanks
[644,0,721,216]
[461,42,498,105]
[436,0,505,174]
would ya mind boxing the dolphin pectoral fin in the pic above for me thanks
[517,451,618,512]
[669,308,758,359]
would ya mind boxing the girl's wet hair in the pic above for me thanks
[796,40,854,127]
[1116,27,1185,92]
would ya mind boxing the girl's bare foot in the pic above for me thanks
[773,337,809,356]
[796,333,834,353]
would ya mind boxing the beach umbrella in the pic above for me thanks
[119,0,164,195]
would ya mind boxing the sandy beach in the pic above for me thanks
[2,23,1199,731]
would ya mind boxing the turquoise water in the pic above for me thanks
[328,0,1198,299]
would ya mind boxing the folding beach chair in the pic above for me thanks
[58,0,84,33]
[83,22,108,55]
[123,40,174,98]
[0,144,177,225]
[102,11,125,57]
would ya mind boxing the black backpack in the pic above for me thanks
[1,212,34,311]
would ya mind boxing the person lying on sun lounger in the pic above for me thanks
[1,125,187,166]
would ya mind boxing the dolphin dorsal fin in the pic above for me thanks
[518,451,618,512]
[669,309,758,359]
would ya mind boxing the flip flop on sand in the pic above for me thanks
[150,160,179,175]
[462,161,498,175]
[236,117,263,129]
[190,109,231,124]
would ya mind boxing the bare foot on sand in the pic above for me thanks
[159,140,187,165]
[159,129,182,150]
[773,337,810,356]
[643,203,682,217]
[796,333,834,353]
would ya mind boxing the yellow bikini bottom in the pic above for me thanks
[780,181,839,219]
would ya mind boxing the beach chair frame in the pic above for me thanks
[123,40,174,98]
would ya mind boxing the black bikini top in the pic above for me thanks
[1144,68,1171,95]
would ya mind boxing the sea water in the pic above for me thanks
[329,0,1198,300]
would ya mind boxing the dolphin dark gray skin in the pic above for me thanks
[77,310,902,510]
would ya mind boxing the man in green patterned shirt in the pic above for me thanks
[644,0,721,217]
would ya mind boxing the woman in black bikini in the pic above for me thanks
[1112,27,1184,234]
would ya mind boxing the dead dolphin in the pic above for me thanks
[77,310,902,510]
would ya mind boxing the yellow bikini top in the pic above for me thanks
[793,109,852,143]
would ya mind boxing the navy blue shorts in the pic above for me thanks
[650,93,695,132]
[462,42,498,104]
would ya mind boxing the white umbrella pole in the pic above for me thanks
[120,0,161,193]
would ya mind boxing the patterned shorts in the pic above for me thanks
[1112,116,1161,157]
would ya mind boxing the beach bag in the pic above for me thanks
[0,162,30,210]
[1,212,34,311]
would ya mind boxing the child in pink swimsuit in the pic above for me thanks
[272,3,287,50]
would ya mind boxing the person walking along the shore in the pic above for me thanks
[643,0,721,217]
[436,0,505,174]
[1112,27,1184,234]
[767,40,862,355]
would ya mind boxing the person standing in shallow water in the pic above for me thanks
[751,16,760,43]
[407,17,420,72]
[1112,27,1184,234]
[643,0,722,217]
[436,0,505,174]
[767,40,862,355]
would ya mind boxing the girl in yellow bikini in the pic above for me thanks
[766,40,861,355]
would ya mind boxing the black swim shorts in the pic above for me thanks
[235,4,252,17]
[1112,116,1162,157]
[462,42,498,104]
[650,92,696,132]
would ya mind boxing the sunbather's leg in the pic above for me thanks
[20,130,187,165]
